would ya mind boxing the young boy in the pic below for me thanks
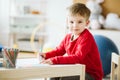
[39,3,103,80]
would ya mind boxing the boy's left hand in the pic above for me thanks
[40,59,53,65]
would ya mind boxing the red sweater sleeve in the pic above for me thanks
[45,35,68,59]
[50,35,92,64]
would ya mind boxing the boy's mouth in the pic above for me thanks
[73,29,79,31]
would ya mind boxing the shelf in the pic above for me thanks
[10,14,46,19]
[90,29,120,34]
[90,29,120,31]
[90,29,120,52]
[9,0,47,52]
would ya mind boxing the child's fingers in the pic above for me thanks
[40,60,47,64]
[39,53,46,58]
[40,59,53,64]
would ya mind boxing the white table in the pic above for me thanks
[0,58,85,80]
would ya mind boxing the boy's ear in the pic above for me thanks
[86,20,90,26]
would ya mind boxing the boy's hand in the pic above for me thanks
[40,59,53,65]
[37,52,46,62]
[40,52,46,58]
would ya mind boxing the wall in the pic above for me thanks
[45,0,72,47]
[101,0,120,17]
[0,0,10,46]
[0,0,72,48]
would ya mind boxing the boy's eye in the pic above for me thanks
[70,21,73,23]
[78,21,82,23]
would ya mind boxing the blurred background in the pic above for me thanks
[0,0,120,53]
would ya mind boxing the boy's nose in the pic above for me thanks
[73,23,77,27]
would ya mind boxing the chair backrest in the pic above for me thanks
[110,52,120,80]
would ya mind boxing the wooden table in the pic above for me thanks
[0,58,85,80]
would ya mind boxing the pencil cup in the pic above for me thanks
[2,48,19,68]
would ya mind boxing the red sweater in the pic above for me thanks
[45,29,103,80]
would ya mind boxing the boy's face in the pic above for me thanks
[67,14,89,35]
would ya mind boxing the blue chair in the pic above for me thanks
[93,35,119,76]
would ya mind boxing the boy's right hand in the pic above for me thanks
[39,52,46,59]
[37,52,46,62]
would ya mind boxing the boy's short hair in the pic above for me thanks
[67,3,91,20]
